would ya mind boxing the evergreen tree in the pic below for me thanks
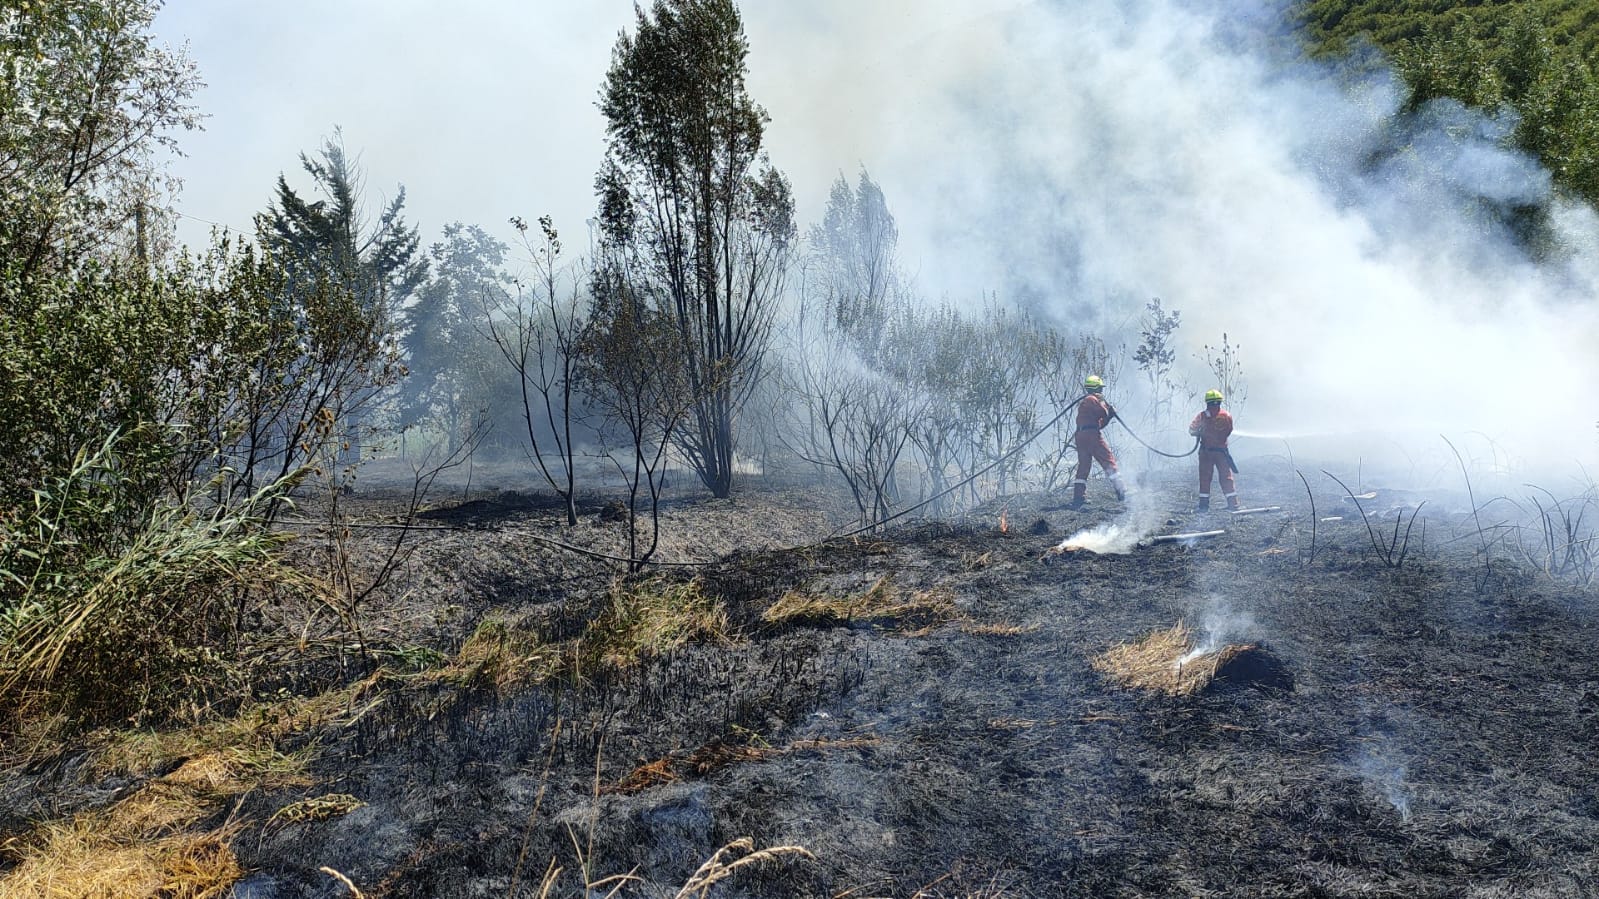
[402,222,509,443]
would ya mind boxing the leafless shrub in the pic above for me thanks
[1322,470,1425,569]
[487,214,588,526]
[1442,436,1491,566]
[311,417,487,665]
[1199,332,1248,411]
[1515,483,1598,586]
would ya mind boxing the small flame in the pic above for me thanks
[999,506,1009,533]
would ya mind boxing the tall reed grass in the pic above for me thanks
[0,431,299,723]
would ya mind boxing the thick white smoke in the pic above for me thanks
[745,0,1599,477]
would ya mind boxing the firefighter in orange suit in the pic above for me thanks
[1069,375,1126,507]
[1189,389,1238,512]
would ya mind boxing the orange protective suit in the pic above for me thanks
[1188,406,1237,508]
[1072,394,1124,502]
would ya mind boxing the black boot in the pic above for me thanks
[1194,497,1210,513]
[1068,484,1087,509]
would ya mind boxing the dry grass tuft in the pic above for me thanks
[165,747,312,795]
[0,806,243,899]
[1092,623,1279,697]
[320,866,366,898]
[428,615,560,692]
[671,838,814,899]
[84,681,373,784]
[578,577,729,670]
[0,709,336,898]
[763,578,961,634]
[156,830,244,899]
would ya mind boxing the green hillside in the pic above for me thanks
[1299,1,1599,208]
[1301,0,1599,57]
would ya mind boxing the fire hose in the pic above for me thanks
[829,395,1207,539]
[827,393,1096,539]
[1107,414,1202,460]
[492,394,1210,563]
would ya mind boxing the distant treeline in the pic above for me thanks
[1300,0,1599,207]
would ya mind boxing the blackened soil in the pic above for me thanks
[17,461,1599,898]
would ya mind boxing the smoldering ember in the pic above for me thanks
[3,1,1599,898]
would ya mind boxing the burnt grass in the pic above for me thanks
[15,458,1599,898]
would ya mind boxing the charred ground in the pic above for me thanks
[5,458,1599,898]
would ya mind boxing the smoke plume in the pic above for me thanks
[747,0,1599,476]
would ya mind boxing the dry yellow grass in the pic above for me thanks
[1091,623,1263,697]
[579,577,729,669]
[671,838,814,899]
[763,577,962,634]
[1,709,332,898]
[424,615,560,692]
[84,680,375,783]
[0,794,243,899]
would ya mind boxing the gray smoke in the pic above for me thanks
[745,0,1599,475]
[1355,736,1415,823]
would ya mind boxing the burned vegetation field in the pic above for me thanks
[5,458,1599,899]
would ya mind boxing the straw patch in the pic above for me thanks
[0,742,306,897]
[1091,623,1290,696]
[0,812,243,898]
[427,615,560,692]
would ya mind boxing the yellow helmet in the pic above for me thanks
[1084,375,1105,390]
[1204,389,1223,404]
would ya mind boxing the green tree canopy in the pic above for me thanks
[596,0,796,498]
[1302,1,1599,208]
[257,131,427,313]
[0,0,201,276]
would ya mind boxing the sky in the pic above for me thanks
[152,0,1599,479]
[151,1,1021,261]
